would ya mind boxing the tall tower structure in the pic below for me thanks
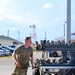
[7,30,9,37]
[45,31,47,40]
[29,24,36,44]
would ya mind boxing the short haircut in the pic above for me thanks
[25,37,31,41]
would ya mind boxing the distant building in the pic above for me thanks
[55,32,75,42]
[0,35,23,46]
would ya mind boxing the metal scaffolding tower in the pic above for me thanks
[29,24,36,44]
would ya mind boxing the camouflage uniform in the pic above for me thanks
[11,45,33,75]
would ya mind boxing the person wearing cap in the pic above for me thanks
[11,37,34,75]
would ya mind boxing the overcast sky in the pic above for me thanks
[0,0,75,43]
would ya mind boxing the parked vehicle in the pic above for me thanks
[0,50,5,56]
[0,46,11,56]
[8,45,17,50]
[1,46,14,54]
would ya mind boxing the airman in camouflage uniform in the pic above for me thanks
[11,37,34,75]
